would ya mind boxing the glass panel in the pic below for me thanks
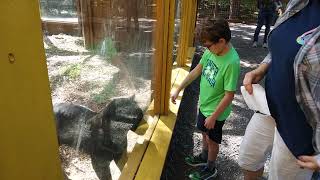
[40,0,156,179]
[40,0,78,20]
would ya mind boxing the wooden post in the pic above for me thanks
[176,0,197,67]
[153,0,175,115]
[79,0,94,49]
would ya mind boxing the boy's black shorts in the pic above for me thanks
[196,110,225,144]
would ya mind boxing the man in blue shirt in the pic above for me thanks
[252,0,277,48]
[239,0,320,179]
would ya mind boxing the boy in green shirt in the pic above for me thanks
[171,19,240,179]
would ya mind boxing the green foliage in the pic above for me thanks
[94,37,118,62]
[91,83,116,104]
[62,64,82,79]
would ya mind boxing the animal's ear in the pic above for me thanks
[130,94,135,101]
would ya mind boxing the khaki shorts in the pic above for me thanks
[238,113,313,180]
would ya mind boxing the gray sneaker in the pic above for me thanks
[252,42,258,47]
[263,43,268,48]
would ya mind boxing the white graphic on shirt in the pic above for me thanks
[202,60,219,87]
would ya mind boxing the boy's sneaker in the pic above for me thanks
[188,166,218,180]
[262,43,268,48]
[185,154,207,167]
[252,41,258,47]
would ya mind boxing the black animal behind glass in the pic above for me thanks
[53,95,144,180]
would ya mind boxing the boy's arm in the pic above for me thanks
[204,91,235,129]
[176,63,203,92]
[171,63,203,104]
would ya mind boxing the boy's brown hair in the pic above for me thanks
[200,19,231,44]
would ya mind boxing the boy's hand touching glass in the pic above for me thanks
[170,90,180,104]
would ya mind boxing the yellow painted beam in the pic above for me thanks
[162,0,176,115]
[177,0,198,67]
[159,0,170,115]
[0,1,63,180]
[134,111,176,180]
[154,0,176,116]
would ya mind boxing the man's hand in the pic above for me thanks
[204,116,216,129]
[171,90,180,104]
[297,155,320,171]
[243,71,264,94]
[243,63,269,94]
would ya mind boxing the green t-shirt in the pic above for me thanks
[199,47,240,121]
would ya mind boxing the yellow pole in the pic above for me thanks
[0,1,63,180]
[177,0,197,67]
[154,0,176,115]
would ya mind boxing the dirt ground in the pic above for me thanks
[161,23,270,180]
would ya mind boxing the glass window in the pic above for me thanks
[40,0,156,179]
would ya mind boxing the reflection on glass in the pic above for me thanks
[40,0,156,179]
[173,0,181,62]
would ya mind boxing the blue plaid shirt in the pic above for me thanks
[262,0,320,155]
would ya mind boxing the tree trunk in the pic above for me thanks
[229,0,241,20]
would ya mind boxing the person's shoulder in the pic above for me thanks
[229,47,240,64]
[202,49,211,57]
[201,49,214,61]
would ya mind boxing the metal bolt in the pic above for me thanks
[8,53,15,64]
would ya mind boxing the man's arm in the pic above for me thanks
[171,63,203,104]
[204,91,235,129]
[243,62,269,94]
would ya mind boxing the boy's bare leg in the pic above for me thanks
[202,132,208,151]
[206,135,219,163]
[243,168,264,180]
[199,132,208,160]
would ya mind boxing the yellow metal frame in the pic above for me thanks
[0,1,63,179]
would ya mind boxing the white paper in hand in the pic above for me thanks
[240,84,271,115]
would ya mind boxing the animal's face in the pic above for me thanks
[113,96,141,116]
